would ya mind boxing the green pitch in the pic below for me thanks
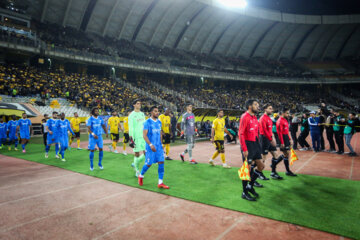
[1,144,359,239]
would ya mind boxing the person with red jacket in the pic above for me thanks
[259,104,283,180]
[239,99,264,201]
[276,108,297,177]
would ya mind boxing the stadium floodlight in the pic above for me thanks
[216,0,247,8]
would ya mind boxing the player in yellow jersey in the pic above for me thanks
[107,111,122,153]
[122,110,130,155]
[209,109,233,168]
[69,112,82,150]
[159,108,172,160]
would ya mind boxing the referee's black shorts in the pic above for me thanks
[242,138,262,164]
[280,134,291,151]
[260,135,276,155]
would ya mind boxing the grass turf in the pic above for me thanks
[1,144,360,239]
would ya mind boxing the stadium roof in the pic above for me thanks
[27,0,360,60]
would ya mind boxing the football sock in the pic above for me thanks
[89,151,94,168]
[141,164,150,176]
[22,144,25,150]
[188,144,193,160]
[211,151,219,160]
[46,145,50,153]
[165,144,170,156]
[15,140,18,147]
[220,153,226,164]
[112,141,116,150]
[123,140,126,150]
[242,180,248,193]
[60,147,65,159]
[55,144,59,155]
[135,155,145,172]
[77,139,80,148]
[133,156,139,171]
[250,169,261,187]
[284,157,291,172]
[158,163,164,180]
[99,151,103,166]
[69,138,73,145]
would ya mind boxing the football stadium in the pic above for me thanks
[0,0,360,239]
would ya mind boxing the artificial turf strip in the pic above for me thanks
[1,144,359,239]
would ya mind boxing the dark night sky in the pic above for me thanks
[250,0,360,15]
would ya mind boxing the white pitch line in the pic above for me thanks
[93,203,176,240]
[0,189,134,233]
[0,172,76,190]
[295,152,319,173]
[0,180,101,206]
[215,215,247,240]
[0,166,53,179]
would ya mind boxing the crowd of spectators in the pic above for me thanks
[0,64,157,114]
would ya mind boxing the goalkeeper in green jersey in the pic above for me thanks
[129,99,146,177]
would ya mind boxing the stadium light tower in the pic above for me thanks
[216,0,247,8]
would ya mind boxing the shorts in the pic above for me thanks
[9,134,18,141]
[260,135,276,155]
[242,139,262,163]
[185,135,195,145]
[111,133,119,141]
[162,133,171,144]
[20,132,30,140]
[47,133,59,145]
[280,134,291,151]
[89,135,103,150]
[133,137,146,153]
[145,148,164,165]
[214,140,225,151]
[59,137,69,149]
[73,132,80,138]
[123,133,129,143]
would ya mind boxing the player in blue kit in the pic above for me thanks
[0,119,7,149]
[7,115,18,151]
[17,113,32,153]
[45,112,60,159]
[87,108,108,171]
[56,113,75,162]
[138,106,169,189]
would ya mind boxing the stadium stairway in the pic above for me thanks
[115,78,178,111]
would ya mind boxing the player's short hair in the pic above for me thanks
[91,107,98,115]
[350,112,356,116]
[217,109,224,114]
[185,103,193,107]
[74,112,77,115]
[22,112,26,115]
[133,99,141,105]
[245,99,257,110]
[41,119,46,123]
[111,110,117,114]
[44,114,48,117]
[149,106,158,112]
[263,103,272,110]
[280,107,289,114]
[52,111,58,115]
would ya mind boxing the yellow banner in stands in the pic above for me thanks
[0,108,25,117]
[50,100,60,109]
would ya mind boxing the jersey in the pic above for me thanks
[159,114,171,134]
[46,119,58,137]
[108,116,120,134]
[212,118,225,141]
[18,118,31,135]
[129,111,146,139]
[123,117,129,133]
[0,122,7,138]
[56,119,74,139]
[87,116,105,136]
[181,112,195,136]
[144,118,162,151]
[7,120,18,137]
[70,118,81,132]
